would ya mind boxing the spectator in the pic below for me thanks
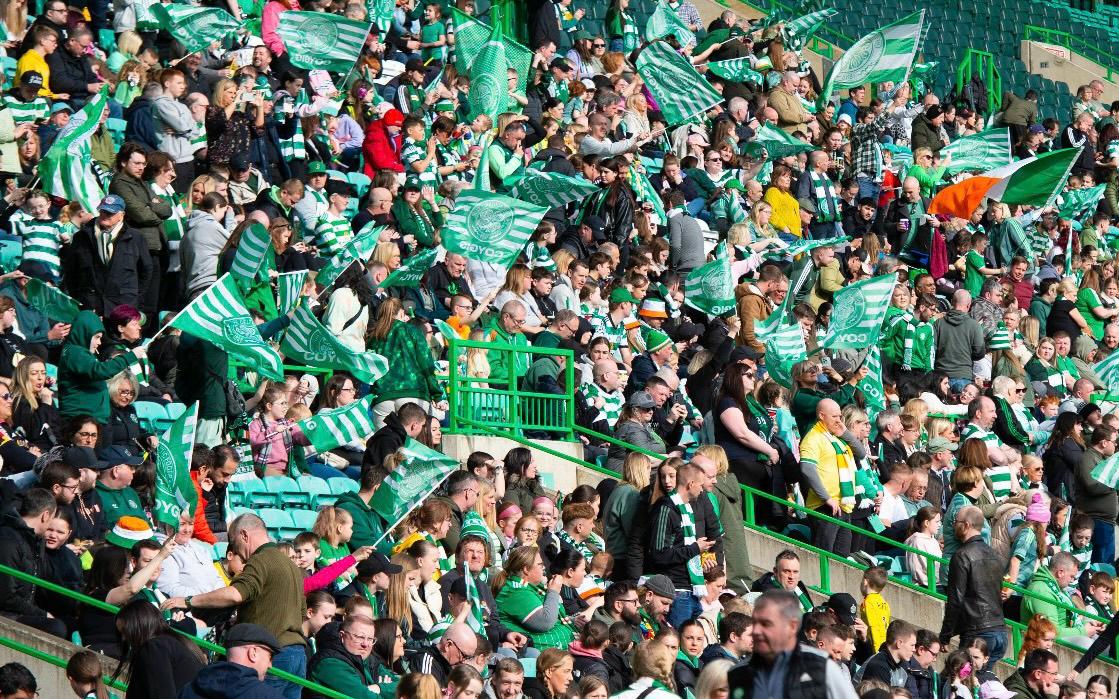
[938,505,1007,669]
[179,623,285,699]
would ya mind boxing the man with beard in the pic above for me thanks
[591,581,643,631]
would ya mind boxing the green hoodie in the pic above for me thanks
[58,311,137,423]
[1021,564,1089,639]
[367,321,442,404]
[335,490,392,555]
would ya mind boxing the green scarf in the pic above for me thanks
[638,607,660,639]
[809,171,840,223]
[830,432,856,512]
[669,490,706,595]
[557,530,594,564]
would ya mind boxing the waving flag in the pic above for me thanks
[511,171,600,209]
[366,0,393,34]
[169,274,284,380]
[857,346,887,418]
[764,322,808,388]
[684,242,735,316]
[442,191,546,266]
[316,223,383,291]
[276,11,371,72]
[463,560,486,633]
[820,274,898,350]
[468,25,510,121]
[1094,348,1119,391]
[941,128,1012,175]
[928,148,1082,219]
[371,439,460,545]
[150,4,242,53]
[743,123,815,159]
[276,270,308,315]
[229,222,272,292]
[645,1,696,46]
[297,395,376,452]
[781,8,837,52]
[818,12,924,108]
[153,402,200,527]
[628,167,667,226]
[637,41,721,125]
[281,303,389,383]
[381,247,438,289]
[705,58,764,85]
[450,8,531,95]
[1092,452,1119,489]
[25,279,79,323]
[38,89,109,213]
[1059,184,1106,221]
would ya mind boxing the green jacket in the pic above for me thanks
[335,491,390,554]
[488,141,525,193]
[390,198,443,248]
[367,320,442,403]
[713,472,752,594]
[308,655,379,699]
[95,481,149,527]
[485,319,529,389]
[58,311,137,423]
[1021,564,1089,639]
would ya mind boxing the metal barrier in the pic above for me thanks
[956,48,1004,115]
[1024,23,1119,82]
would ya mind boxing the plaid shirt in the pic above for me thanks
[851,111,889,180]
[671,0,701,28]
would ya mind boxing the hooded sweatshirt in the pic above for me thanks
[58,311,137,423]
[181,209,231,298]
[335,490,387,552]
[177,661,280,699]
[152,94,199,163]
[308,621,395,699]
[933,309,985,381]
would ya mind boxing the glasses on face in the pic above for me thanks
[1015,387,1026,394]
[61,482,80,492]
[117,389,135,396]
[339,386,356,394]
[449,639,478,661]
[593,43,606,48]
[343,630,374,645]
[77,430,98,439]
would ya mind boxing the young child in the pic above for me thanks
[904,506,942,589]
[11,189,71,283]
[1008,492,1051,587]
[248,384,311,478]
[292,531,320,575]
[859,566,891,652]
[1059,682,1087,699]
[1068,514,1095,581]
[957,232,1005,297]
[419,3,447,64]
[1082,571,1114,621]
[277,541,295,561]
[312,506,356,586]
[579,550,612,600]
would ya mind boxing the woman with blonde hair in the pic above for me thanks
[905,146,948,198]
[397,672,442,699]
[207,79,265,167]
[603,451,651,572]
[10,355,59,452]
[108,30,143,73]
[114,59,147,108]
[694,658,732,699]
[615,640,678,699]
[493,263,545,332]
[0,0,26,43]
[695,443,752,593]
[384,553,420,639]
[763,164,802,239]
[372,241,402,272]
[902,398,930,448]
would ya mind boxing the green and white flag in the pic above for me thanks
[636,41,721,126]
[764,322,807,388]
[768,235,849,259]
[371,438,460,545]
[817,11,924,108]
[366,0,393,34]
[856,346,887,418]
[316,223,383,291]
[511,171,600,209]
[442,191,546,266]
[743,123,816,159]
[275,11,371,72]
[472,130,494,193]
[276,270,308,315]
[1094,347,1119,391]
[229,222,272,292]
[468,25,510,121]
[150,4,242,54]
[25,279,79,323]
[170,274,284,380]
[281,303,389,383]
[627,166,667,225]
[462,560,485,633]
[1091,451,1119,489]
[705,58,764,85]
[297,394,376,452]
[683,242,735,316]
[153,402,200,527]
[645,1,695,47]
[1059,184,1106,221]
[38,88,109,213]
[781,8,836,52]
[820,273,898,350]
[941,128,1012,175]
[450,8,531,95]
[381,247,439,289]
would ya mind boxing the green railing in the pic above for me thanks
[0,563,354,699]
[448,409,1119,669]
[445,338,575,440]
[1024,24,1119,82]
[956,48,1004,115]
[0,634,128,693]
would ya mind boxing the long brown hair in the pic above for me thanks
[367,298,403,342]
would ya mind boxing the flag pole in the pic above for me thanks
[371,471,454,548]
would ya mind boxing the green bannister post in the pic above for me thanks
[448,337,460,433]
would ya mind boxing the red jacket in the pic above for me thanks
[362,119,404,176]
[189,470,217,544]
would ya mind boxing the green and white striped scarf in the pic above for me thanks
[669,490,707,595]
[557,529,594,564]
[277,90,308,161]
[987,465,1013,501]
[809,171,840,223]
[833,434,857,511]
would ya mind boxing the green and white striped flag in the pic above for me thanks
[1093,347,1119,391]
[25,279,79,323]
[511,171,600,209]
[297,394,376,452]
[764,322,807,388]
[636,41,721,126]
[450,8,531,95]
[276,270,308,315]
[1059,184,1106,221]
[462,560,486,633]
[472,130,494,193]
[820,273,897,350]
[371,438,460,545]
[275,11,371,72]
[316,223,383,291]
[942,128,1012,175]
[856,346,886,418]
[468,25,510,122]
[1091,451,1119,489]
[743,123,816,159]
[627,167,667,225]
[781,8,836,52]
[705,58,764,85]
[366,0,393,34]
[281,303,388,383]
[381,247,438,289]
[150,4,242,54]
[818,11,924,108]
[38,88,108,213]
[229,222,272,292]
[442,191,546,266]
[169,274,284,380]
[153,402,200,527]
[645,1,696,47]
[683,241,735,316]
[767,235,849,259]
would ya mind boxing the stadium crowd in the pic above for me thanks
[0,0,1118,697]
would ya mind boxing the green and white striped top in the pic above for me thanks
[580,382,624,427]
[402,137,439,186]
[10,211,67,281]
[312,212,352,258]
[190,120,207,153]
[2,94,49,125]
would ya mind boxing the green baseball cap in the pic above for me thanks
[307,161,327,175]
[609,288,639,304]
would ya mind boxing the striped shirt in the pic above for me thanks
[312,212,352,258]
[3,94,49,124]
[190,120,207,153]
[11,212,66,281]
[580,382,624,427]
[591,313,629,359]
[402,137,439,186]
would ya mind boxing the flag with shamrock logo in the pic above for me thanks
[636,41,721,126]
[275,11,371,72]
[281,303,389,383]
[442,191,547,266]
[150,4,242,53]
[764,322,808,388]
[297,395,376,453]
[511,171,600,209]
[683,242,735,316]
[372,439,460,545]
[381,247,439,289]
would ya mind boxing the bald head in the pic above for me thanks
[439,622,478,660]
[369,187,393,213]
[902,176,921,201]
[817,398,844,435]
[952,289,972,311]
[954,505,984,537]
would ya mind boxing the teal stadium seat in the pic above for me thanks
[298,476,332,509]
[0,239,21,273]
[259,508,291,539]
[132,402,168,435]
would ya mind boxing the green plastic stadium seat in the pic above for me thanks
[133,402,168,435]
[329,478,359,495]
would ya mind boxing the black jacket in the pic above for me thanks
[572,652,610,683]
[178,660,283,699]
[124,633,206,699]
[644,494,718,590]
[727,644,829,699]
[65,222,153,318]
[363,412,408,470]
[107,403,153,454]
[1043,437,1084,500]
[46,49,99,105]
[938,534,1006,646]
[410,645,452,687]
[438,568,513,649]
[0,511,49,618]
[602,645,633,693]
[10,397,61,451]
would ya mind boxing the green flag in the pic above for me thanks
[442,191,547,266]
[818,11,924,108]
[229,222,272,291]
[462,559,485,633]
[25,279,79,323]
[1094,347,1119,391]
[820,273,898,350]
[764,322,807,388]
[170,274,284,380]
[781,8,836,51]
[636,41,721,126]
[150,4,242,54]
[38,89,108,213]
[1059,184,1106,221]
[705,58,764,85]
[1091,451,1119,489]
[281,303,389,383]
[297,395,376,452]
[856,346,886,418]
[316,223,383,291]
[645,1,695,46]
[275,11,371,72]
[472,131,494,193]
[683,242,735,316]
[743,122,816,159]
[366,0,392,34]
[627,167,667,225]
[276,270,308,315]
[450,8,531,95]
[468,25,510,121]
[381,247,439,289]
[511,171,600,209]
[153,402,200,527]
[767,235,850,259]
[371,438,460,544]
[941,128,1012,175]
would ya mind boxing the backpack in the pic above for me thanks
[989,497,1028,564]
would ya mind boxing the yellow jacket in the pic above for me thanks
[764,186,802,238]
[15,50,55,98]
[861,592,891,652]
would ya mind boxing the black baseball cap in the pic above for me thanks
[356,551,403,577]
[822,592,858,625]
[224,623,282,654]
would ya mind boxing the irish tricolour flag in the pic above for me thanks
[928,147,1082,219]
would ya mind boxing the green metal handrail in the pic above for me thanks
[956,48,1003,115]
[453,414,1119,667]
[1024,23,1119,82]
[0,635,128,692]
[0,563,354,699]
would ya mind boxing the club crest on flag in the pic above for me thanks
[466,200,515,245]
[833,32,884,85]
[302,14,340,51]
[700,264,731,307]
[154,443,177,493]
[305,328,340,364]
[471,72,503,118]
[832,293,866,329]
[222,316,264,346]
